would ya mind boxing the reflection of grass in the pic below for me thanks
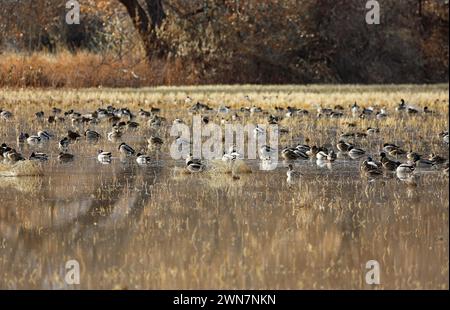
[0,85,448,289]
[0,161,43,177]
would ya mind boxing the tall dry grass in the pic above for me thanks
[0,51,201,88]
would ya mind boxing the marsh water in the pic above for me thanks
[0,86,449,289]
[0,153,448,289]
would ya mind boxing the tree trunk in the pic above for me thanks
[117,0,166,59]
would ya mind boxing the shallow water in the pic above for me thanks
[0,153,448,289]
[0,92,449,289]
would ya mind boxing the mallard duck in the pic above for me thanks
[58,152,74,163]
[118,142,135,156]
[136,153,151,165]
[379,152,400,171]
[85,129,101,142]
[29,152,48,161]
[360,157,382,175]
[185,154,204,172]
[97,150,112,163]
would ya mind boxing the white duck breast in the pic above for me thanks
[136,154,151,165]
[396,163,415,174]
[27,135,42,145]
[316,151,328,160]
[259,145,277,160]
[97,151,112,163]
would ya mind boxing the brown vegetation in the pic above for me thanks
[0,0,448,87]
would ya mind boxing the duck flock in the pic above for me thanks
[1,97,449,183]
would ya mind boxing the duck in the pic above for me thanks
[185,154,205,173]
[58,137,70,151]
[376,109,388,119]
[337,140,353,152]
[286,164,301,183]
[17,132,28,146]
[222,146,243,162]
[259,145,277,160]
[351,102,360,115]
[389,148,406,157]
[26,135,42,146]
[406,150,421,162]
[360,156,382,175]
[147,135,164,148]
[3,149,25,163]
[327,150,337,162]
[306,145,319,158]
[218,106,230,114]
[281,147,308,160]
[58,152,74,163]
[316,150,328,161]
[413,158,436,169]
[382,143,401,153]
[67,130,81,142]
[118,142,135,156]
[0,110,13,120]
[253,125,265,139]
[366,127,380,135]
[379,152,401,171]
[97,150,112,163]
[348,147,366,159]
[107,129,123,141]
[429,153,447,165]
[29,152,48,161]
[396,99,407,112]
[136,153,151,165]
[85,129,101,142]
[35,111,45,120]
[396,163,415,175]
[126,121,140,130]
[139,109,152,119]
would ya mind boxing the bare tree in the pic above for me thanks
[117,0,166,58]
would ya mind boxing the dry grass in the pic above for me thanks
[0,85,448,289]
[0,51,200,88]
